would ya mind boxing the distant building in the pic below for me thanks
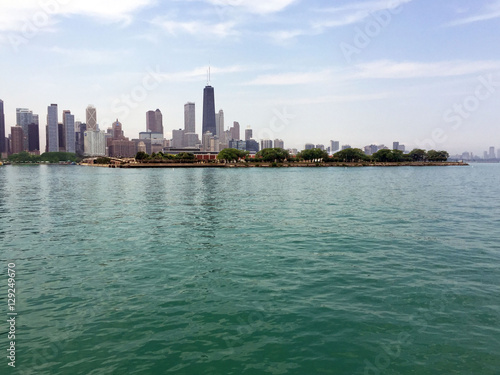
[86,105,97,131]
[11,126,24,154]
[261,139,273,149]
[246,139,259,152]
[364,144,378,155]
[109,139,136,158]
[274,139,284,149]
[330,140,340,153]
[184,102,196,133]
[230,121,240,141]
[146,109,163,135]
[305,143,315,150]
[64,112,75,153]
[28,123,39,152]
[393,142,399,150]
[489,147,496,159]
[316,144,324,151]
[47,104,59,152]
[75,123,87,155]
[58,123,65,151]
[229,140,247,151]
[16,108,37,151]
[216,109,224,137]
[245,128,253,141]
[172,129,185,148]
[84,130,106,156]
[202,85,216,136]
[341,145,351,150]
[112,119,124,140]
[0,99,5,156]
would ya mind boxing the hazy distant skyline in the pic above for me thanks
[1,0,499,154]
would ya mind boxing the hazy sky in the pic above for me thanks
[1,0,499,154]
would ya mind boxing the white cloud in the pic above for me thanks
[205,0,297,15]
[352,60,500,79]
[246,70,332,85]
[446,0,500,26]
[278,93,390,105]
[313,0,412,30]
[159,65,252,82]
[0,0,153,32]
[50,46,125,65]
[152,18,238,38]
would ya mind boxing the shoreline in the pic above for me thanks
[82,161,469,168]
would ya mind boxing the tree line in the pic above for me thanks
[216,147,449,163]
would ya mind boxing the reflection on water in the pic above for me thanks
[1,164,499,375]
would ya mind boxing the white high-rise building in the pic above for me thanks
[215,109,224,137]
[261,139,273,149]
[274,139,284,149]
[83,130,105,156]
[330,140,340,153]
[184,102,196,133]
[86,105,97,131]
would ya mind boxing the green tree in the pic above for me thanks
[217,148,248,162]
[331,148,368,162]
[372,149,406,162]
[297,148,328,161]
[8,151,41,163]
[135,151,149,160]
[175,152,196,160]
[40,152,77,163]
[408,149,427,162]
[256,148,290,162]
[427,150,449,162]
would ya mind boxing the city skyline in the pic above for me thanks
[1,1,500,154]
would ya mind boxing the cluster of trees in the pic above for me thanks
[214,147,450,164]
[135,151,196,162]
[7,151,78,163]
[217,148,249,162]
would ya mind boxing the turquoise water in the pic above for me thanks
[1,164,500,375]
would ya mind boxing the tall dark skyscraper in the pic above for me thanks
[0,99,5,155]
[202,85,216,136]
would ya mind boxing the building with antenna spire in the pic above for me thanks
[202,66,216,139]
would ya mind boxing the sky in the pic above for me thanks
[1,0,500,155]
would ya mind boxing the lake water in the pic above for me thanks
[1,164,499,374]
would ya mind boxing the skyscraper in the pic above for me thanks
[86,105,97,131]
[261,139,273,149]
[274,139,284,149]
[230,121,240,141]
[330,140,340,153]
[112,119,124,140]
[47,104,59,152]
[16,108,34,151]
[202,85,216,136]
[0,100,6,155]
[245,127,253,141]
[215,109,224,137]
[184,102,196,133]
[64,112,75,153]
[146,109,163,135]
[489,147,496,159]
[28,123,39,152]
[11,126,24,154]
